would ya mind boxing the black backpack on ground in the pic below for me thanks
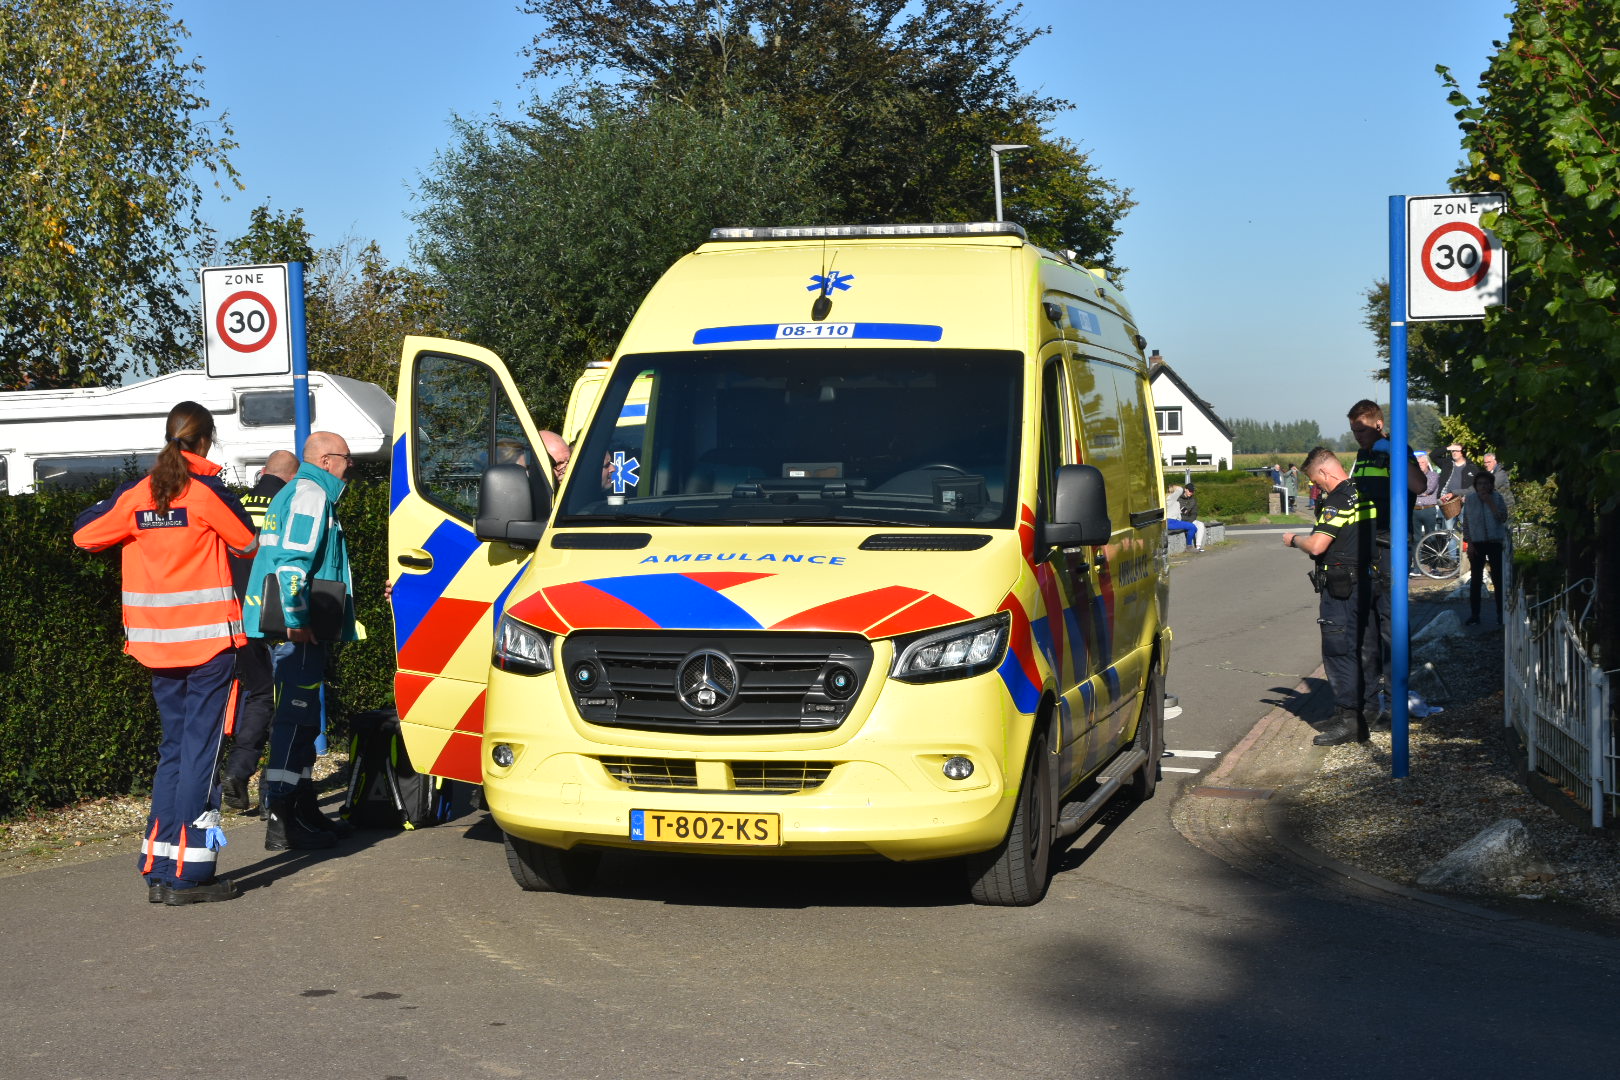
[341,709,455,829]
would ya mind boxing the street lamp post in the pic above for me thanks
[991,143,1029,222]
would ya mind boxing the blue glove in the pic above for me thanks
[193,809,229,851]
[1371,438,1392,453]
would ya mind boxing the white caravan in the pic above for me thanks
[0,369,394,494]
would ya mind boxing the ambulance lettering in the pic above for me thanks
[638,552,847,565]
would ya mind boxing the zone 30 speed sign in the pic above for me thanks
[201,263,292,376]
[1405,194,1506,321]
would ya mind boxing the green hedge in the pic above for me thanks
[0,475,395,818]
[1187,474,1270,520]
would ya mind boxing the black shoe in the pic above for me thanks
[221,776,251,813]
[161,877,241,905]
[265,797,338,851]
[295,779,354,838]
[147,878,164,903]
[1465,615,1481,625]
[1313,708,1363,746]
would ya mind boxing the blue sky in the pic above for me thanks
[173,0,1511,438]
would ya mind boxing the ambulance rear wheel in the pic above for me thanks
[503,831,601,893]
[967,728,1052,907]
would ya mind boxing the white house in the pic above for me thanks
[1148,352,1234,469]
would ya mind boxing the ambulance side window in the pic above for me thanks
[1037,360,1069,520]
[413,353,529,522]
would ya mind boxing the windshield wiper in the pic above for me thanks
[775,515,928,527]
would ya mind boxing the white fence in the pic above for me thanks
[1503,582,1616,828]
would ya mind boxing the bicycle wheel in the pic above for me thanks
[1417,531,1460,579]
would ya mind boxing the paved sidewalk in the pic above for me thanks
[1172,674,1620,958]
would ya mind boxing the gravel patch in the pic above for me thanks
[0,751,350,878]
[1291,580,1620,926]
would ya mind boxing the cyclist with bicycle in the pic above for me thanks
[1409,450,1442,577]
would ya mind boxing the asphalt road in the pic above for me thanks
[5,531,1619,1079]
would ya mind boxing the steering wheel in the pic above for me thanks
[915,463,967,473]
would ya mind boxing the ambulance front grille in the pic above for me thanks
[598,756,697,789]
[597,756,834,793]
[731,761,834,792]
[562,632,874,734]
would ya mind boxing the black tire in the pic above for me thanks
[502,831,602,893]
[1417,532,1460,579]
[968,729,1053,906]
[1128,668,1165,801]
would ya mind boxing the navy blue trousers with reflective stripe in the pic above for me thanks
[224,638,275,781]
[1318,580,1380,715]
[265,642,326,800]
[144,649,234,886]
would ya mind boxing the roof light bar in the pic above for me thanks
[708,222,1028,242]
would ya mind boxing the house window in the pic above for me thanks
[1156,407,1182,435]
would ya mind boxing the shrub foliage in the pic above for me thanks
[0,477,395,818]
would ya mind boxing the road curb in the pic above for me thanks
[1172,667,1620,954]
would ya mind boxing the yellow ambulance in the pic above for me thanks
[388,222,1170,905]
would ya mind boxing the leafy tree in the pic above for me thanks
[0,0,238,389]
[306,239,455,392]
[1230,418,1324,455]
[517,0,1134,269]
[1359,279,1467,406]
[221,202,315,267]
[1405,401,1441,458]
[414,93,832,424]
[1440,0,1620,658]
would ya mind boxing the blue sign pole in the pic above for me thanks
[1388,197,1411,778]
[288,261,311,457]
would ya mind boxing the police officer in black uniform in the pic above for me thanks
[1345,400,1426,699]
[1283,447,1380,745]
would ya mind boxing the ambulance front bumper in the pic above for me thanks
[481,671,1030,863]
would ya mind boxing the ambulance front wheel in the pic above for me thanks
[503,831,602,893]
[1127,668,1165,802]
[966,726,1053,907]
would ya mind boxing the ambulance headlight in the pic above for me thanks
[889,613,1010,683]
[494,614,554,675]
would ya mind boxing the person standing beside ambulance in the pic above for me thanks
[243,432,360,851]
[72,402,258,905]
[220,449,300,815]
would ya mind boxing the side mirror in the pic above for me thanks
[1040,464,1111,549]
[475,463,551,548]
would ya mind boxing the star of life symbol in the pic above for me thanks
[609,451,640,494]
[807,271,855,293]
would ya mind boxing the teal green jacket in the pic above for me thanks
[242,463,358,642]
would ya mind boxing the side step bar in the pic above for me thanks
[1052,747,1149,841]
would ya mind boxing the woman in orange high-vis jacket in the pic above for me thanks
[74,402,258,905]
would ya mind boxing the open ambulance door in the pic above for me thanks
[388,336,550,785]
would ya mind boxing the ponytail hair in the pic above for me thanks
[149,401,217,513]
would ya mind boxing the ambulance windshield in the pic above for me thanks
[556,349,1022,529]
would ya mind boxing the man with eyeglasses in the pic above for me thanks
[243,431,361,851]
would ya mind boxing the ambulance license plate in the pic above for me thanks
[630,809,781,847]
